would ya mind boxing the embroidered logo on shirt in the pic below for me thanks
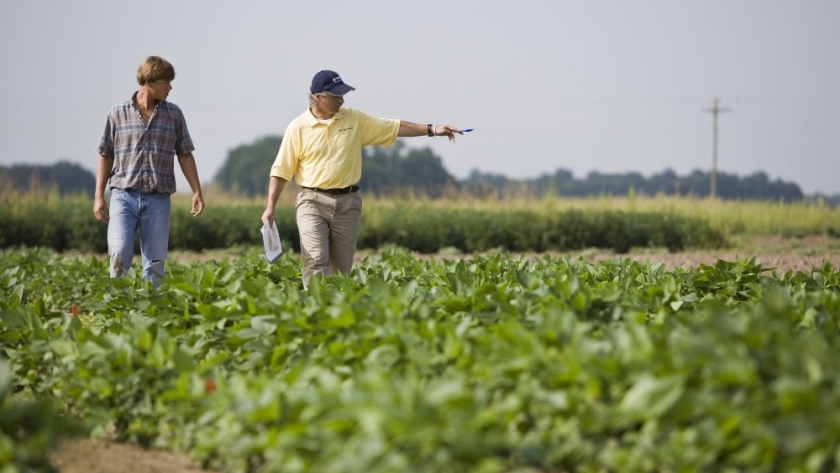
[337,127,354,132]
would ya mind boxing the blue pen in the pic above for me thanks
[462,128,474,132]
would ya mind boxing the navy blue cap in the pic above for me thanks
[310,70,355,95]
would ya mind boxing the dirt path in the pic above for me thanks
[47,235,840,472]
[573,235,840,273]
[386,235,840,274]
[49,438,215,473]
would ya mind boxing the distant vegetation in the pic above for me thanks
[0,161,95,196]
[207,135,811,202]
[464,168,804,202]
[213,135,281,197]
[0,194,728,254]
[3,136,836,205]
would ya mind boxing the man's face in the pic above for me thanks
[318,92,344,115]
[148,80,172,101]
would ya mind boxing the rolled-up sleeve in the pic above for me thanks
[174,110,195,156]
[96,110,116,157]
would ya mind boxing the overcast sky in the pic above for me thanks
[1,0,838,194]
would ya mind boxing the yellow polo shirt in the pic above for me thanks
[270,107,400,189]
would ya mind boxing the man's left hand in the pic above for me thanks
[191,193,205,217]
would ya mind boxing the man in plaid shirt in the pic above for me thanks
[94,56,204,288]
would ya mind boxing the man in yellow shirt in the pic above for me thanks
[261,70,463,287]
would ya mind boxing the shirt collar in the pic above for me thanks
[130,91,163,111]
[304,107,345,127]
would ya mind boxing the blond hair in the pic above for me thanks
[136,56,176,85]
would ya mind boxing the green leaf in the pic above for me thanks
[250,315,278,334]
[173,347,196,373]
[620,374,685,418]
[49,340,77,358]
[0,360,11,401]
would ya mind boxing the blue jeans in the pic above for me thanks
[107,189,171,287]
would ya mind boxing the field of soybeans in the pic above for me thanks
[3,192,840,472]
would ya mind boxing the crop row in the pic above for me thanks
[2,249,840,472]
[0,199,725,254]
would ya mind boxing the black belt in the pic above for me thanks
[301,185,359,195]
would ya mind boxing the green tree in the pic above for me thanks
[360,141,404,195]
[0,161,95,196]
[360,140,456,197]
[214,135,282,197]
[400,147,455,197]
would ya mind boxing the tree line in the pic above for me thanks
[210,135,810,202]
[464,168,805,201]
[0,161,96,196]
[1,136,828,204]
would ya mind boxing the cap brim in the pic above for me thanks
[328,83,355,96]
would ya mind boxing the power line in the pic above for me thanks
[703,97,730,199]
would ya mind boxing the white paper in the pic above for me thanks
[261,221,283,264]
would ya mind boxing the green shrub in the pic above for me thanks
[0,198,725,253]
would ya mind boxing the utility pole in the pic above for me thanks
[703,97,730,199]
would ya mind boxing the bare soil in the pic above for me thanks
[380,235,840,274]
[48,438,214,473]
[558,234,840,273]
[47,235,840,472]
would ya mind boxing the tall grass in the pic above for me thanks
[362,193,840,237]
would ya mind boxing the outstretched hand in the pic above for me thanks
[433,125,464,142]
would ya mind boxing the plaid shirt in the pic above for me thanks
[97,92,195,194]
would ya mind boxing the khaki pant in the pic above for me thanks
[295,188,362,287]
